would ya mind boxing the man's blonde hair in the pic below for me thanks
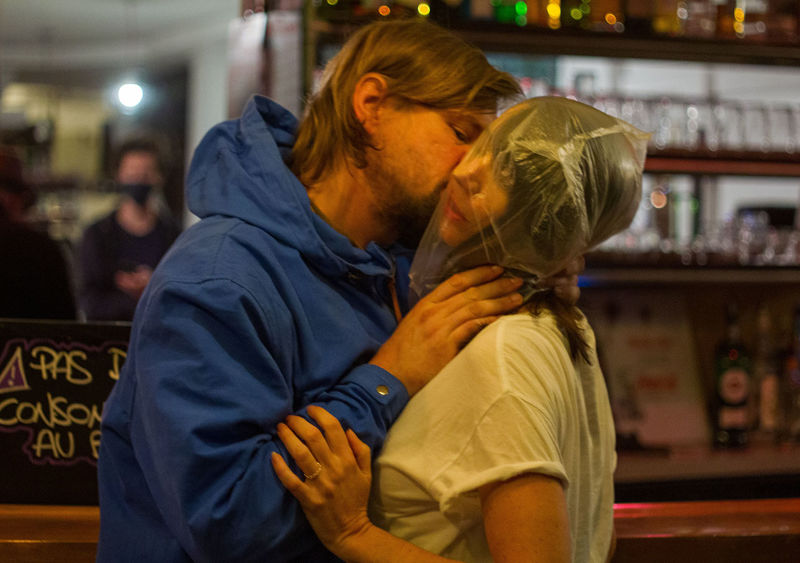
[290,19,522,184]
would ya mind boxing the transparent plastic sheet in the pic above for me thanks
[409,96,650,305]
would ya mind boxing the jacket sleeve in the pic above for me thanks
[126,276,407,562]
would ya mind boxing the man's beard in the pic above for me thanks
[365,145,445,249]
[381,186,442,249]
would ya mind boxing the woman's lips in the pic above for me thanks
[444,195,466,223]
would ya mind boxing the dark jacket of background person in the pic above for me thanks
[78,211,178,320]
[0,149,76,320]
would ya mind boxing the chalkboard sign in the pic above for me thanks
[0,319,130,505]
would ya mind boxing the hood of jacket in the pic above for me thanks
[185,95,396,279]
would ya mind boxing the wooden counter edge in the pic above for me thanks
[1,499,799,559]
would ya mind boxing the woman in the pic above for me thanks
[271,96,649,562]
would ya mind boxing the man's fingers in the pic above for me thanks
[449,292,522,328]
[451,315,500,349]
[429,275,523,320]
[425,265,504,303]
[461,276,523,304]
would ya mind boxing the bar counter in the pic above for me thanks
[2,498,799,562]
[612,498,800,562]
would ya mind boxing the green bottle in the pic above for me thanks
[713,303,752,448]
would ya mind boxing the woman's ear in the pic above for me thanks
[353,72,390,136]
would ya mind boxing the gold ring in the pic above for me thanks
[303,462,323,481]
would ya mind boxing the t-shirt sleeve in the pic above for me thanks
[431,318,571,517]
[429,392,568,522]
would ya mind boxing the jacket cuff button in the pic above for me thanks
[376,385,389,396]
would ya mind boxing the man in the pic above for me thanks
[97,19,577,561]
[78,136,179,320]
[0,146,76,319]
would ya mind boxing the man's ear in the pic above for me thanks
[353,73,390,136]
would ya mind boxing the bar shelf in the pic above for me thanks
[311,18,800,68]
[581,266,800,287]
[645,150,800,178]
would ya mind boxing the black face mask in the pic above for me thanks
[119,183,153,207]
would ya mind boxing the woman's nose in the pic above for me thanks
[457,155,489,187]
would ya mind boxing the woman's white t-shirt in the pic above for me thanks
[369,311,616,562]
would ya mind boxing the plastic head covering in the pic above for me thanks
[409,96,649,303]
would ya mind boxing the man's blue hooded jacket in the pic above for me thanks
[96,96,411,562]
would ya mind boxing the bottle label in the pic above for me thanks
[719,368,749,403]
[719,406,748,429]
[759,374,779,431]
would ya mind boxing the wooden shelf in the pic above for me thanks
[312,18,800,67]
[581,266,800,287]
[645,151,800,177]
[456,22,800,67]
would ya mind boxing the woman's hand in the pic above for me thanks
[271,405,374,557]
[273,406,468,563]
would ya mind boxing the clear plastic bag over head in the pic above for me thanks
[409,96,650,303]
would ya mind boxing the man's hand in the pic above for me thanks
[371,265,523,396]
[541,255,584,306]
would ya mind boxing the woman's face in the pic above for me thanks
[438,149,510,247]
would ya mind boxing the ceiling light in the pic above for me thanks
[117,82,143,108]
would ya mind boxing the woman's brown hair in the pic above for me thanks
[524,292,591,364]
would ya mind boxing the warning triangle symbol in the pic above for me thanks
[0,347,30,394]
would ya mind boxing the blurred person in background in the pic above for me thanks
[0,146,76,319]
[78,136,179,321]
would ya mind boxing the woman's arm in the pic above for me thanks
[271,406,459,563]
[272,406,574,563]
[479,474,571,563]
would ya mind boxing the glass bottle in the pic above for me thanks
[752,304,780,441]
[716,0,770,39]
[469,0,496,20]
[716,0,737,38]
[743,0,770,40]
[562,0,593,28]
[782,305,800,442]
[712,303,752,448]
[652,0,686,36]
[767,0,798,43]
[623,0,653,34]
[588,0,624,32]
[684,0,717,37]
